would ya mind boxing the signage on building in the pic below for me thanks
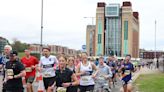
[82,45,86,50]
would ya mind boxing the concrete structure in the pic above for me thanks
[0,37,9,54]
[29,44,80,56]
[105,4,122,56]
[86,25,96,56]
[95,2,105,56]
[140,50,164,59]
[87,1,140,57]
[121,1,139,58]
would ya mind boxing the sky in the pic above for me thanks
[0,0,164,50]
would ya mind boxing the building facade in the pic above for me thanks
[90,1,139,58]
[86,25,96,56]
[121,2,139,58]
[140,50,164,59]
[105,4,122,56]
[95,2,105,56]
[29,44,80,56]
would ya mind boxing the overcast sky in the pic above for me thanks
[0,0,164,50]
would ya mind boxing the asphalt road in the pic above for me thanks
[0,75,123,92]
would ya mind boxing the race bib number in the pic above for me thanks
[57,87,67,92]
[25,67,32,72]
[81,76,89,81]
[43,71,51,77]
[125,70,131,75]
[6,69,14,76]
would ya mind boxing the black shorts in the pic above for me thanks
[43,76,56,90]
[79,85,94,92]
[26,76,35,84]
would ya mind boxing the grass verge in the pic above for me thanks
[134,73,164,92]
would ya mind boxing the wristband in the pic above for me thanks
[69,82,72,86]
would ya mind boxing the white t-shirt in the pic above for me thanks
[40,55,58,78]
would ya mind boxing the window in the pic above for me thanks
[98,34,101,43]
[124,21,128,40]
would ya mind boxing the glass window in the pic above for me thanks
[98,34,101,43]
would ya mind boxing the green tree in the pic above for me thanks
[11,39,29,52]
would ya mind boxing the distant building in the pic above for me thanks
[121,1,139,58]
[87,1,140,58]
[86,25,96,56]
[95,2,106,56]
[140,50,164,59]
[0,37,9,53]
[29,44,80,56]
[105,4,122,56]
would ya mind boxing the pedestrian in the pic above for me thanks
[119,54,135,92]
[21,49,39,92]
[55,55,79,92]
[38,46,58,92]
[0,45,12,92]
[5,50,26,92]
[76,52,98,92]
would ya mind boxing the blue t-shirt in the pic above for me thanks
[0,56,3,64]
[122,62,134,82]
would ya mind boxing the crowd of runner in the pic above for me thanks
[0,45,137,92]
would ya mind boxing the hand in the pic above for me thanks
[31,65,35,69]
[62,83,71,88]
[103,75,108,79]
[37,67,43,72]
[7,76,13,80]
[92,74,96,79]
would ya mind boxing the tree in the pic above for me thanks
[11,39,29,52]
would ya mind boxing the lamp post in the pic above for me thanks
[154,20,157,60]
[40,0,44,54]
[84,17,95,25]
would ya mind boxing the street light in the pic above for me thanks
[84,17,95,25]
[40,0,44,54]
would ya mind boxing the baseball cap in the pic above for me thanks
[10,50,18,56]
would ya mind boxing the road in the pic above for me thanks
[0,75,123,92]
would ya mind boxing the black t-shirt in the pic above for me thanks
[56,68,76,92]
[5,60,25,90]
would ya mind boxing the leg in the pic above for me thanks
[123,84,128,92]
[26,77,35,92]
[127,83,132,92]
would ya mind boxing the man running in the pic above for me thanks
[5,51,26,92]
[38,46,58,92]
[0,45,12,92]
[94,56,112,92]
[21,49,39,92]
[119,54,135,92]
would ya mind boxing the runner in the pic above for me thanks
[107,56,117,88]
[67,56,76,73]
[5,51,26,92]
[38,46,58,92]
[0,45,12,92]
[119,54,135,92]
[21,49,39,92]
[76,52,98,92]
[94,56,112,92]
[55,55,79,92]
